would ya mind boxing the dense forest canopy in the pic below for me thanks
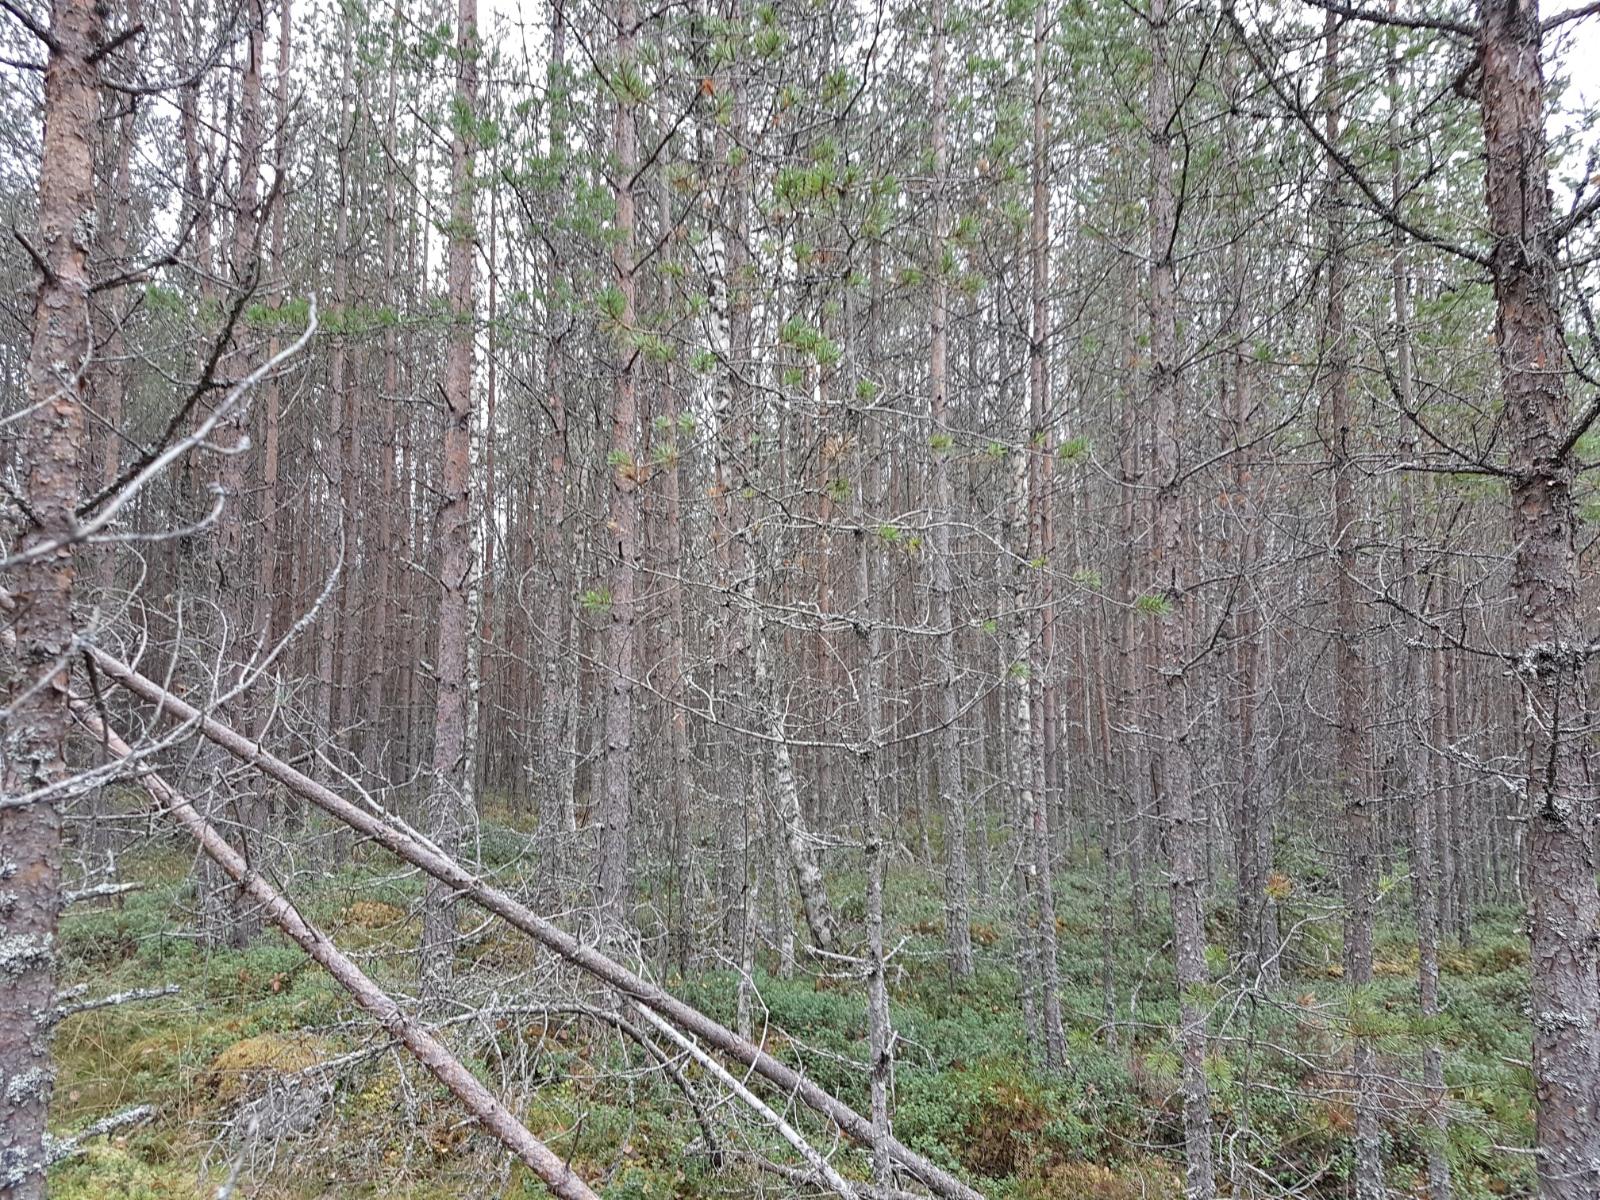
[3,0,1600,1197]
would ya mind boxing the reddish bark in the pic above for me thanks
[0,2,102,1193]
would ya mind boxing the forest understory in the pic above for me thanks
[51,802,1536,1200]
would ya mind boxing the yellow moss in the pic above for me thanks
[49,1141,203,1200]
[204,1033,327,1103]
[969,921,1001,947]
[1374,947,1419,978]
[351,1065,400,1116]
[346,900,407,928]
[1025,1158,1183,1199]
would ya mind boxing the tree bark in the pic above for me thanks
[1389,9,1450,1191]
[1149,0,1214,1192]
[421,0,479,995]
[1021,0,1066,1072]
[928,0,972,985]
[1319,16,1383,1199]
[1477,3,1600,1196]
[755,625,837,955]
[598,0,641,939]
[0,3,101,1193]
[197,0,269,950]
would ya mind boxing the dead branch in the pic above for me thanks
[84,639,985,1200]
[72,703,602,1200]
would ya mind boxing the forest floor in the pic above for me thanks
[49,804,1535,1199]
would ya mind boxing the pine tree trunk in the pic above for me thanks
[198,0,268,949]
[1149,0,1213,1190]
[421,0,479,995]
[598,0,641,940]
[1477,4,1600,1195]
[926,0,972,984]
[1023,0,1066,1072]
[1318,17,1384,1199]
[2,3,100,1193]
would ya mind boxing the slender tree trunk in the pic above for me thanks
[598,0,641,939]
[89,0,138,605]
[1149,0,1213,1191]
[856,396,893,1187]
[1219,47,1277,992]
[927,0,972,984]
[1023,0,1066,1072]
[652,87,693,976]
[1008,419,1039,1054]
[1389,10,1451,1191]
[538,0,578,872]
[421,0,479,995]
[198,0,268,948]
[478,181,498,799]
[367,0,401,781]
[1318,18,1383,1198]
[254,0,292,679]
[315,53,353,780]
[709,37,750,954]
[755,626,836,954]
[736,708,761,1042]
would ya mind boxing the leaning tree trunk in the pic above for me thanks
[754,621,837,956]
[1477,4,1600,1197]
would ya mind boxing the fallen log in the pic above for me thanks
[72,702,601,1200]
[88,643,985,1200]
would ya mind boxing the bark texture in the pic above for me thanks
[1478,4,1600,1197]
[0,2,101,1193]
[421,0,480,994]
[1149,0,1214,1192]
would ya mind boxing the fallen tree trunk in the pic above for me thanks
[633,1004,860,1200]
[87,643,985,1200]
[71,702,601,1200]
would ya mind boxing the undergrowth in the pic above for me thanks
[49,821,1540,1199]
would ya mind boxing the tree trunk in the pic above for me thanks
[598,0,641,939]
[421,0,479,996]
[1477,4,1600,1196]
[0,2,101,1192]
[1389,11,1450,1191]
[1149,0,1214,1191]
[1023,0,1066,1072]
[755,626,836,955]
[195,0,268,950]
[1319,16,1383,1199]
[927,0,972,984]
